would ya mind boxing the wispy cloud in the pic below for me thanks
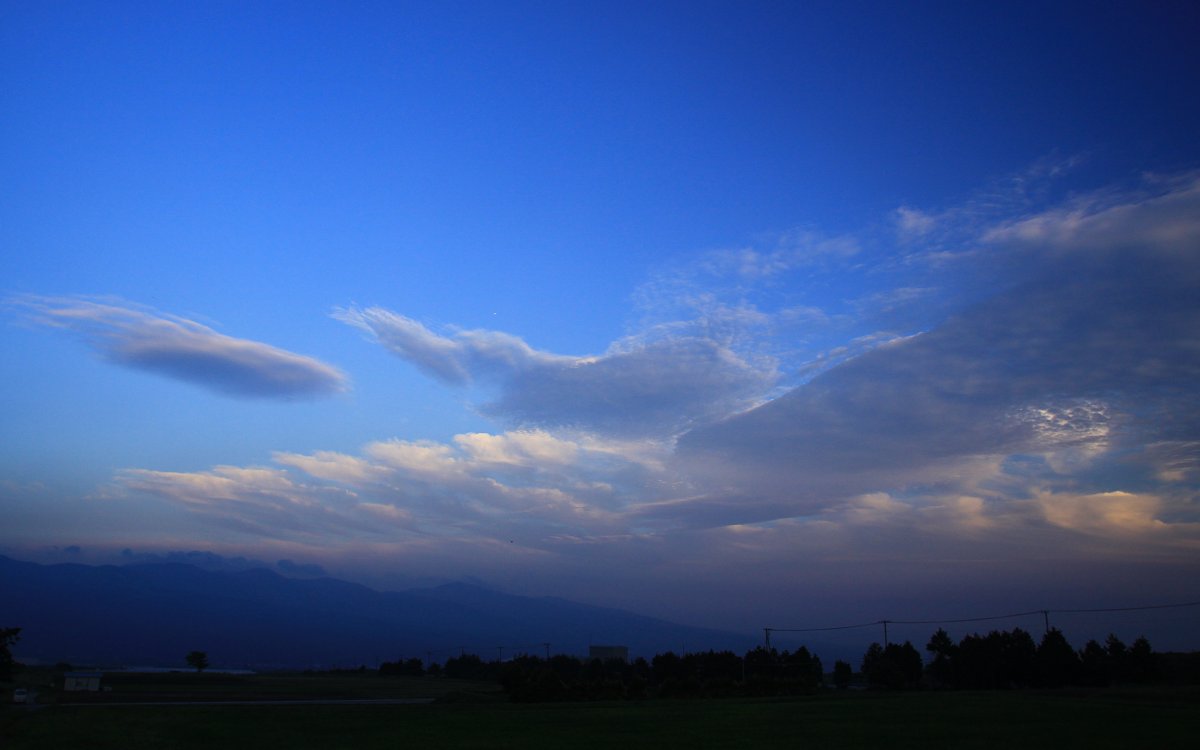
[894,206,937,238]
[109,465,370,540]
[982,169,1200,265]
[335,307,775,437]
[10,295,348,399]
[333,307,576,385]
[109,429,668,545]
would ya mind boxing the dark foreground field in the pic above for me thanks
[3,675,1198,749]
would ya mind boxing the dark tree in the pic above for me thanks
[630,656,651,683]
[186,650,209,672]
[500,656,567,702]
[1079,639,1110,686]
[785,646,823,689]
[1106,634,1129,683]
[955,629,1036,689]
[832,659,853,689]
[403,657,425,676]
[444,653,490,680]
[651,651,683,683]
[925,628,957,687]
[862,642,922,689]
[1,627,20,682]
[549,654,583,682]
[999,628,1038,687]
[892,641,924,687]
[861,643,887,686]
[741,646,774,682]
[379,657,426,677]
[1127,636,1156,683]
[1036,628,1080,687]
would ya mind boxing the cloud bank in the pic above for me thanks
[675,172,1200,522]
[11,296,348,399]
[106,429,669,547]
[87,170,1200,633]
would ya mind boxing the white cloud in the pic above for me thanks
[453,430,579,467]
[10,295,348,398]
[895,206,937,238]
[1027,489,1195,540]
[982,173,1200,264]
[110,428,667,546]
[272,450,385,485]
[110,465,369,539]
[333,306,571,385]
[364,439,463,476]
[1035,490,1169,536]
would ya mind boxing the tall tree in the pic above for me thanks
[1,627,20,681]
[1079,639,1110,686]
[862,642,921,689]
[925,628,957,687]
[1128,636,1155,683]
[1036,628,1080,687]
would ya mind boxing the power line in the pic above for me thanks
[767,621,880,634]
[1055,600,1200,614]
[764,598,1200,647]
[888,609,1046,626]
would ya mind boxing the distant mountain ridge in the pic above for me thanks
[0,555,752,668]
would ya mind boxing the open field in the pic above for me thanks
[4,674,1199,749]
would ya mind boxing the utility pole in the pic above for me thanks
[881,620,890,647]
[1042,610,1050,635]
[764,628,772,651]
[543,642,550,660]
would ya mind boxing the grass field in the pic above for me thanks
[4,675,1198,749]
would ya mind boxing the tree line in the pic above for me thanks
[862,627,1166,690]
[380,646,825,701]
[378,627,1200,701]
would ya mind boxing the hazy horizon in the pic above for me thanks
[5,552,1196,669]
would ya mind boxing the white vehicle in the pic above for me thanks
[12,688,28,704]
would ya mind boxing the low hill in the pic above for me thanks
[0,555,752,668]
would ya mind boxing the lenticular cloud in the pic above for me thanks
[12,295,348,399]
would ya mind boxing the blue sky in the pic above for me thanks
[3,1,1199,646]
